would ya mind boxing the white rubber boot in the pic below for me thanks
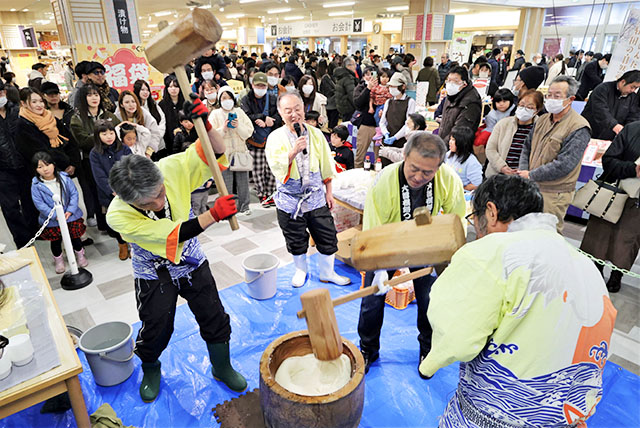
[318,253,350,286]
[291,254,308,288]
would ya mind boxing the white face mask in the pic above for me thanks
[479,71,489,78]
[302,84,314,95]
[544,98,567,114]
[446,82,462,96]
[254,87,267,97]
[511,86,520,96]
[285,86,297,93]
[515,106,536,122]
[0,96,6,108]
[249,77,254,85]
[202,71,214,81]
[205,92,217,102]
[534,58,541,65]
[221,99,235,111]
[389,87,401,97]
[267,76,279,87]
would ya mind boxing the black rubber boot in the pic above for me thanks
[140,360,161,403]
[594,261,604,278]
[606,271,623,293]
[361,350,379,374]
[207,342,247,392]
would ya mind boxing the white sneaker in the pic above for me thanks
[239,209,252,216]
[318,253,351,286]
[292,254,308,288]
[87,217,97,227]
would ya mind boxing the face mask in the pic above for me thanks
[205,92,217,102]
[221,99,235,111]
[544,98,567,114]
[515,106,536,122]
[479,71,489,78]
[267,76,279,86]
[0,96,6,108]
[446,82,462,96]
[254,88,267,97]
[302,85,314,95]
[202,71,214,81]
[396,64,404,71]
[285,86,297,93]
[249,77,254,84]
[600,63,607,70]
[511,86,519,97]
[534,59,541,65]
[389,87,401,97]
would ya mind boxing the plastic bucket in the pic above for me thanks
[242,253,280,300]
[79,321,135,386]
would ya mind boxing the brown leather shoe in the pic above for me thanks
[118,243,129,260]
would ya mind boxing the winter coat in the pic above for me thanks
[438,60,452,84]
[240,91,282,128]
[334,67,358,120]
[70,109,120,156]
[0,102,25,170]
[209,107,254,156]
[114,107,162,152]
[50,101,76,136]
[581,81,640,141]
[89,144,132,207]
[353,81,376,127]
[284,62,304,86]
[511,56,525,71]
[319,74,337,110]
[439,84,482,144]
[159,96,183,154]
[303,92,328,125]
[416,66,441,104]
[31,172,83,227]
[17,115,81,173]
[142,101,166,148]
[115,122,154,157]
[577,61,604,101]
[173,126,199,152]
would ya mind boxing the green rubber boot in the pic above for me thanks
[139,360,161,403]
[207,342,247,392]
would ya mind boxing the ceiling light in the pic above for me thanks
[147,23,158,28]
[22,8,29,12]
[221,22,234,26]
[154,11,172,16]
[219,7,224,11]
[268,7,291,13]
[284,15,304,20]
[239,0,262,3]
[200,4,212,8]
[226,13,245,18]
[386,6,408,11]
[323,1,354,7]
[449,8,469,13]
[10,8,16,11]
[36,19,51,24]
[328,10,352,16]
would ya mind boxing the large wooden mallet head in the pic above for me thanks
[299,288,343,361]
[145,9,223,73]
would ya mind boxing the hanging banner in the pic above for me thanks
[75,44,165,97]
[268,18,364,38]
[103,0,141,44]
[604,6,640,82]
[21,27,37,48]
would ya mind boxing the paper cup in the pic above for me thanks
[7,334,34,366]
[0,349,11,379]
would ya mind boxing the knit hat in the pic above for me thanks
[252,72,268,85]
[218,85,235,99]
[388,72,407,87]
[518,66,545,90]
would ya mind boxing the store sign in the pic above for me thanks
[75,44,164,95]
[112,0,133,43]
[605,6,640,82]
[21,27,37,48]
[269,18,364,38]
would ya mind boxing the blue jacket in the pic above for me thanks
[89,144,132,207]
[31,172,83,227]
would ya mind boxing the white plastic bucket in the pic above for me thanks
[242,253,280,300]
[79,321,135,386]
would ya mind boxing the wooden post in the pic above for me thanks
[299,288,343,361]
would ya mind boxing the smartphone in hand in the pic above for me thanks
[228,112,237,128]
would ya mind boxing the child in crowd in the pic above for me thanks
[379,113,427,164]
[330,125,354,172]
[116,121,153,158]
[369,68,393,128]
[474,88,516,163]
[191,180,213,215]
[446,125,483,191]
[90,120,132,260]
[173,112,198,153]
[281,76,297,93]
[305,110,320,128]
[31,151,88,273]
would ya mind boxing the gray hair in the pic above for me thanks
[277,91,304,108]
[551,75,579,97]
[403,132,447,164]
[108,155,164,204]
[343,57,356,68]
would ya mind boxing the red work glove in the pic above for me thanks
[210,194,238,222]
[184,93,212,131]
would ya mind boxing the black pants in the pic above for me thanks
[0,169,39,248]
[134,261,231,363]
[327,109,339,130]
[276,205,338,256]
[77,158,106,228]
[358,267,436,357]
[51,238,83,257]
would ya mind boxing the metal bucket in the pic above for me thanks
[79,321,135,386]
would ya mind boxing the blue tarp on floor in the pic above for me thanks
[3,256,639,427]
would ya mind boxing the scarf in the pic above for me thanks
[19,107,68,148]
[96,81,114,112]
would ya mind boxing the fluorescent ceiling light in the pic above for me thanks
[221,22,234,26]
[10,8,16,11]
[284,15,304,20]
[147,23,158,27]
[200,5,211,8]
[22,9,29,12]
[328,10,353,16]
[323,1,355,7]
[154,10,172,16]
[239,0,262,3]
[36,20,51,24]
[268,7,291,13]
[450,8,469,13]
[226,13,245,18]
[386,6,408,11]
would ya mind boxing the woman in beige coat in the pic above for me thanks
[485,90,543,177]
[208,86,254,215]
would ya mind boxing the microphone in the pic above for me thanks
[293,122,307,155]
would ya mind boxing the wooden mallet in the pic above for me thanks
[145,9,238,231]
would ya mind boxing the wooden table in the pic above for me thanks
[0,247,90,428]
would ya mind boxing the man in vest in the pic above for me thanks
[518,75,591,233]
[357,132,466,375]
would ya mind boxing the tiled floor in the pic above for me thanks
[1,193,639,375]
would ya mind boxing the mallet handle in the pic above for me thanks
[297,267,433,318]
[174,67,239,231]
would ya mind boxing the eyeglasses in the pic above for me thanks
[465,211,478,227]
[544,93,566,100]
[91,70,105,75]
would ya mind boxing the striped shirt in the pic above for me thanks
[506,123,533,169]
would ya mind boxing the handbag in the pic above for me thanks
[572,179,628,224]
[350,110,363,127]
[229,151,254,172]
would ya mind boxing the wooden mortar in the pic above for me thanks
[259,330,365,428]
